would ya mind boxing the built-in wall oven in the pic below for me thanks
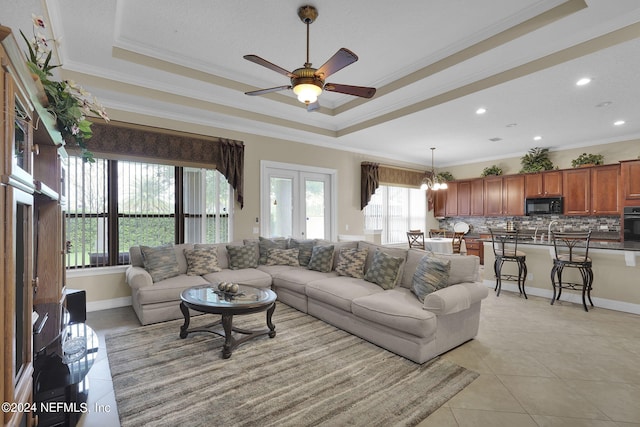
[623,206,640,242]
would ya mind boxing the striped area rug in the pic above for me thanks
[105,302,478,427]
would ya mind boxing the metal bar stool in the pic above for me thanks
[550,231,593,311]
[489,228,527,298]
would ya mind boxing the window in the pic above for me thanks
[363,185,426,244]
[65,156,232,268]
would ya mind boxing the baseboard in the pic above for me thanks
[482,279,640,315]
[86,296,132,313]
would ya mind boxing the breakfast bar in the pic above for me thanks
[482,239,640,314]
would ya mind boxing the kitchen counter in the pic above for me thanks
[479,238,640,251]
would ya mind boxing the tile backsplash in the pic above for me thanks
[439,215,620,236]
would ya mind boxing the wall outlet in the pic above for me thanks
[345,224,349,231]
[253,227,259,234]
[527,273,533,281]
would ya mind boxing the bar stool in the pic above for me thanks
[489,228,527,298]
[550,231,593,311]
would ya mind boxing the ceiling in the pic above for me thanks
[3,0,640,168]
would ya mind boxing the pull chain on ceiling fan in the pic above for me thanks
[244,5,376,112]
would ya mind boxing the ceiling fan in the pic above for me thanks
[244,5,376,112]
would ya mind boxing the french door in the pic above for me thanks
[261,161,335,240]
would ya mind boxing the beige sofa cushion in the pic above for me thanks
[135,274,209,305]
[305,277,383,312]
[351,288,437,339]
[434,253,480,285]
[423,282,489,315]
[202,268,272,288]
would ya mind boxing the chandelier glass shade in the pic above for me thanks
[420,147,448,191]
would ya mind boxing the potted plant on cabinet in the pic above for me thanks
[571,153,604,168]
[436,171,455,182]
[481,165,503,177]
[519,147,555,173]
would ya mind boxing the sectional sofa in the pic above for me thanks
[126,239,488,364]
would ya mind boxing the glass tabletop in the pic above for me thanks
[181,284,276,308]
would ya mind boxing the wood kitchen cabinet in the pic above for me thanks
[524,170,562,198]
[563,164,619,215]
[433,188,446,217]
[484,175,525,216]
[464,237,484,264]
[444,181,458,217]
[457,181,471,216]
[620,159,640,204]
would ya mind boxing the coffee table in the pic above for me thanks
[179,284,277,359]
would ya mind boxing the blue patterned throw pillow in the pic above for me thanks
[184,247,222,276]
[307,245,334,272]
[258,237,288,264]
[227,244,259,270]
[265,248,300,266]
[411,256,451,302]
[140,244,181,282]
[363,249,404,290]
[335,247,368,279]
[288,238,315,266]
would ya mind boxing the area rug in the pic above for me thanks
[105,303,478,427]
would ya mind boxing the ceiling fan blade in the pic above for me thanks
[243,55,295,78]
[315,48,358,79]
[307,101,320,112]
[245,85,292,96]
[324,83,376,99]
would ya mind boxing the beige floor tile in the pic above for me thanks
[498,375,610,420]
[451,408,538,427]
[480,350,557,378]
[417,405,459,427]
[535,350,640,384]
[531,414,621,426]
[447,374,526,413]
[564,380,640,424]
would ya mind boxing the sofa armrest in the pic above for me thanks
[423,282,489,315]
[126,266,153,289]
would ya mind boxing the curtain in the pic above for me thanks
[218,140,245,209]
[361,162,380,210]
[82,121,245,208]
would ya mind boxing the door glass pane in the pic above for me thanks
[270,177,293,237]
[305,179,325,239]
[14,97,28,171]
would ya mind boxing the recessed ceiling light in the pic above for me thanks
[476,107,487,115]
[533,136,542,141]
[488,137,502,142]
[614,120,626,126]
[576,77,592,86]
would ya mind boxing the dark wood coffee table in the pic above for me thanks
[179,284,277,358]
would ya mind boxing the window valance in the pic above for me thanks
[84,122,245,208]
[361,162,428,209]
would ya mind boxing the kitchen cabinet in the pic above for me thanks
[464,237,484,264]
[563,164,619,215]
[433,189,446,217]
[444,181,458,217]
[484,175,525,216]
[456,179,484,217]
[524,170,562,198]
[457,181,471,216]
[620,159,640,204]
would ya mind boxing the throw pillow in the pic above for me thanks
[184,247,222,276]
[226,243,259,270]
[258,237,288,264]
[265,248,300,266]
[335,247,368,279]
[363,249,404,290]
[140,244,181,282]
[411,256,452,302]
[307,245,334,272]
[288,238,315,266]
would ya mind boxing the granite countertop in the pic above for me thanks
[476,237,640,251]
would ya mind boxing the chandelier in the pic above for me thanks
[420,147,448,191]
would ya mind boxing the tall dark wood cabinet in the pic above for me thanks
[2,26,68,427]
[563,164,619,215]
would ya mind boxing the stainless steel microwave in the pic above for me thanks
[525,197,563,215]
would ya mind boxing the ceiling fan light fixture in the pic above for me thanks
[293,82,323,104]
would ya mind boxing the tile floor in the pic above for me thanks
[78,285,640,427]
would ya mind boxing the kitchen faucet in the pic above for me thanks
[548,220,559,239]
